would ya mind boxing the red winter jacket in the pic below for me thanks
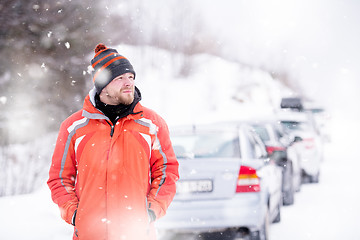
[47,89,179,240]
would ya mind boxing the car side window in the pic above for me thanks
[247,131,265,159]
[275,128,283,139]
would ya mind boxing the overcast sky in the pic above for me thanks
[194,0,360,121]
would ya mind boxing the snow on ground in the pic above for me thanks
[270,117,360,240]
[0,185,73,240]
[270,144,360,240]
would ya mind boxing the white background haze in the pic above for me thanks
[1,0,360,239]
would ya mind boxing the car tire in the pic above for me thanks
[272,202,281,223]
[283,185,295,205]
[295,174,302,192]
[301,171,311,184]
[283,167,295,205]
[310,172,320,183]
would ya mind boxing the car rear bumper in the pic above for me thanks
[155,192,266,234]
[300,155,321,176]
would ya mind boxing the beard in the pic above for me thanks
[113,89,134,105]
[100,86,135,106]
[118,92,134,105]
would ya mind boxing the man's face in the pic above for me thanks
[99,72,135,105]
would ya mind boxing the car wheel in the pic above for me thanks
[310,172,320,183]
[295,173,302,192]
[283,184,295,205]
[301,171,311,184]
[162,232,198,240]
[283,167,295,205]
[272,201,281,223]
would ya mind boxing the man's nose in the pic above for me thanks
[124,77,134,86]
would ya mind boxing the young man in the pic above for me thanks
[47,43,179,240]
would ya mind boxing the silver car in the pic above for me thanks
[277,110,324,183]
[156,123,283,240]
[252,120,302,205]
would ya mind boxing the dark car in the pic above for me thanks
[252,120,302,205]
[280,97,303,111]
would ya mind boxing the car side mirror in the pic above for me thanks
[293,136,303,142]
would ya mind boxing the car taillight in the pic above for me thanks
[236,166,260,193]
[265,146,286,155]
[303,138,315,149]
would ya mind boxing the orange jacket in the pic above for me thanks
[47,90,179,240]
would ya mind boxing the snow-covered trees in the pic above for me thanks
[0,0,102,196]
[0,0,219,196]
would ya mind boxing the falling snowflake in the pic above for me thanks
[32,4,40,10]
[0,96,7,105]
[47,31,52,37]
[65,42,70,49]
[87,65,94,74]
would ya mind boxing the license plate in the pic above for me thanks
[176,180,213,194]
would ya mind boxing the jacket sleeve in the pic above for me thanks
[147,116,179,219]
[47,119,79,225]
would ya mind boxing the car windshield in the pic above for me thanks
[171,131,241,159]
[253,126,270,141]
[281,121,311,132]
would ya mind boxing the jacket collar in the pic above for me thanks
[82,87,143,121]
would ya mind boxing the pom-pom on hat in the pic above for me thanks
[90,43,136,94]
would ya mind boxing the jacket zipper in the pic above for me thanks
[106,121,115,137]
[104,120,114,238]
[110,125,114,137]
[107,117,120,137]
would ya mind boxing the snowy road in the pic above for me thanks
[270,140,360,240]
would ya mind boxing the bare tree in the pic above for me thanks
[0,0,105,196]
[0,0,106,143]
[0,0,223,196]
[103,0,221,77]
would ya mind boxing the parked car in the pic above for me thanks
[280,97,303,111]
[251,120,302,205]
[305,105,332,143]
[277,110,324,183]
[156,122,283,240]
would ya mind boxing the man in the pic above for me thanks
[47,43,179,240]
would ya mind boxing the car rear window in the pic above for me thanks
[171,132,241,159]
[281,121,310,132]
[253,126,270,141]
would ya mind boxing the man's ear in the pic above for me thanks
[100,88,109,97]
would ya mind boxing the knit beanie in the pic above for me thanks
[90,43,136,94]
